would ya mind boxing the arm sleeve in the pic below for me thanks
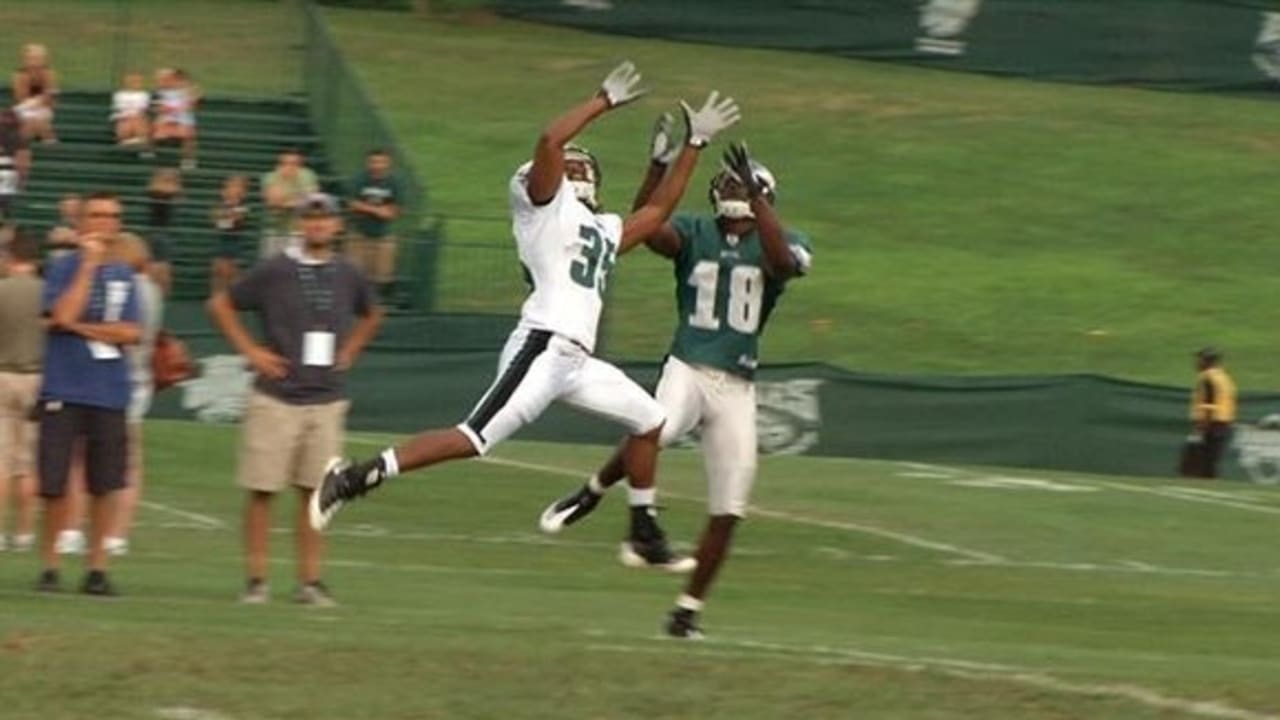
[669,214,699,264]
[509,162,571,221]
[228,261,273,311]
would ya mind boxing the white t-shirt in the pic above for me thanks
[112,90,151,119]
[508,162,623,353]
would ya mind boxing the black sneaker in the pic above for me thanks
[666,608,705,640]
[35,568,61,593]
[619,506,696,573]
[81,570,118,597]
[538,484,602,534]
[309,457,383,531]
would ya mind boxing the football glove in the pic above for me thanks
[680,91,741,148]
[724,141,762,199]
[599,61,646,108]
[649,112,680,164]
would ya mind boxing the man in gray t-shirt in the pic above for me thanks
[208,192,384,606]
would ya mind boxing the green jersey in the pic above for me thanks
[667,214,813,379]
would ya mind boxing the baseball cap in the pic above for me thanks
[298,192,339,217]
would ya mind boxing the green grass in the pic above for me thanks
[8,2,1280,385]
[315,8,1280,385]
[3,419,1280,719]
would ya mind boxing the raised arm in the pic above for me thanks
[50,238,104,327]
[724,142,797,280]
[620,92,740,254]
[527,61,646,206]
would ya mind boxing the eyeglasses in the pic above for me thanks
[87,212,122,219]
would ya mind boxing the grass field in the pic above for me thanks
[8,1,1280,385]
[2,419,1279,719]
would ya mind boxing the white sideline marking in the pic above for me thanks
[1085,480,1280,517]
[140,501,226,529]
[154,707,236,720]
[585,638,1279,720]
[475,453,1006,563]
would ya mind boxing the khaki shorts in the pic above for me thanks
[346,232,398,284]
[0,372,40,479]
[237,390,350,493]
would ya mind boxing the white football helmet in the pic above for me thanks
[564,144,602,211]
[710,159,776,220]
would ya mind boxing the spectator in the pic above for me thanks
[211,174,250,293]
[1185,347,1237,479]
[47,193,81,257]
[207,192,383,605]
[0,231,43,553]
[152,68,200,171]
[346,148,403,296]
[0,109,31,224]
[147,167,181,296]
[36,191,141,595]
[106,235,163,557]
[11,43,58,144]
[260,149,318,258]
[111,72,151,150]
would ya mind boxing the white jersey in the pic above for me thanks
[112,89,150,119]
[509,162,623,353]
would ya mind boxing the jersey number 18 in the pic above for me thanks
[687,261,764,334]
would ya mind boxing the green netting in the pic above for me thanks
[301,1,436,308]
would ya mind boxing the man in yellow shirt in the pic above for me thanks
[1188,347,1236,479]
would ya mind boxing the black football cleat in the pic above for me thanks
[665,608,705,640]
[81,570,119,598]
[619,506,696,573]
[539,484,603,534]
[35,568,61,593]
[309,457,383,531]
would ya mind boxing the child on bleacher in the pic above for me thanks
[211,175,250,292]
[147,167,182,295]
[111,72,151,150]
[152,68,200,171]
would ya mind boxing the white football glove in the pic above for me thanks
[599,61,646,108]
[679,90,741,148]
[649,112,680,164]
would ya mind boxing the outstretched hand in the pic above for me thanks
[723,141,762,199]
[679,91,741,148]
[599,61,647,108]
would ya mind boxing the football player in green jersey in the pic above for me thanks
[539,117,813,639]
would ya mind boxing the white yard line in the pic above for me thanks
[154,708,236,720]
[1084,480,1280,516]
[585,638,1278,720]
[139,500,227,529]
[472,453,1007,563]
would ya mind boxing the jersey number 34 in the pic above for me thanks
[570,225,617,297]
[688,261,764,334]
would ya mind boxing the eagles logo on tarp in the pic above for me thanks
[1233,413,1280,485]
[916,0,984,56]
[1253,12,1280,81]
[180,355,254,423]
[670,378,823,456]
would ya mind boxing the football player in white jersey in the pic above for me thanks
[309,62,741,571]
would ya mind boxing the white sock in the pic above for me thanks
[379,449,400,478]
[676,594,704,612]
[627,486,656,507]
[586,474,606,495]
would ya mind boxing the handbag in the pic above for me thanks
[152,329,195,391]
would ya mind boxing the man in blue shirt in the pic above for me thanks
[37,191,141,597]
